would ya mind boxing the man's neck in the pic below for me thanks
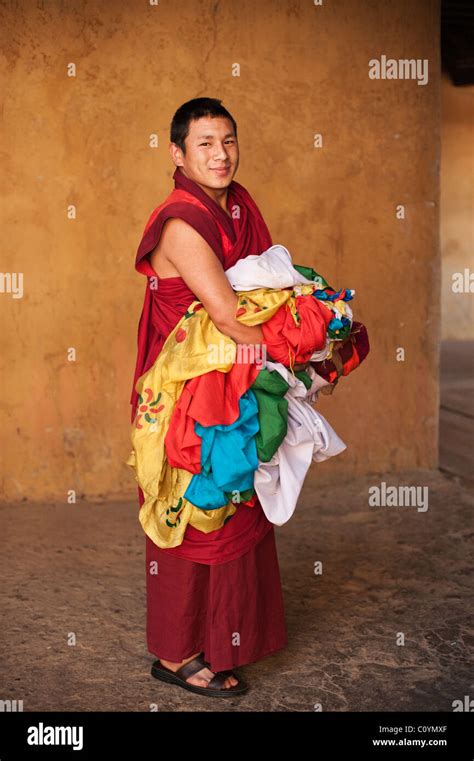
[178,167,230,215]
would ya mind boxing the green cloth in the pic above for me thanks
[250,368,313,462]
[224,486,255,503]
[225,369,312,490]
[293,263,330,290]
[250,368,289,463]
[294,369,312,390]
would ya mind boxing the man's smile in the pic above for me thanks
[210,166,231,175]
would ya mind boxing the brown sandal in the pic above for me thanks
[151,652,249,698]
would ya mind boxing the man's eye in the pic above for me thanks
[199,141,235,146]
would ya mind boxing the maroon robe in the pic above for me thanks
[132,168,288,671]
[131,168,275,566]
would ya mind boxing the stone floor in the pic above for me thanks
[0,342,472,712]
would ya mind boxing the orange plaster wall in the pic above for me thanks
[0,0,441,501]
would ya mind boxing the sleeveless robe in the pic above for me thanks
[131,168,275,564]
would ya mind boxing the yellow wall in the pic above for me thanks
[440,74,474,339]
[0,0,441,501]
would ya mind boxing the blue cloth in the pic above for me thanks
[313,287,353,302]
[184,390,260,509]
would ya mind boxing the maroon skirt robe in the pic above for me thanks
[131,168,288,671]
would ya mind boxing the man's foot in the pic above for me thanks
[159,652,239,689]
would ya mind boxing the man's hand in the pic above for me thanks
[292,361,311,372]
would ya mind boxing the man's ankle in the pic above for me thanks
[160,652,201,669]
[181,652,201,666]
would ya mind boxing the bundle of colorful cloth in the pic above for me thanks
[127,244,370,550]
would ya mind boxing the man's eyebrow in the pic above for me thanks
[196,133,235,140]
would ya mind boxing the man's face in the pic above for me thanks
[173,116,239,192]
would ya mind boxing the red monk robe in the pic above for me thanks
[131,167,288,671]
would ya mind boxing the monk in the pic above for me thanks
[130,97,309,697]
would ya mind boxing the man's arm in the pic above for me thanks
[151,218,309,371]
[151,218,264,345]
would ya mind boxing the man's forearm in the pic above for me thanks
[216,316,309,372]
[217,318,265,346]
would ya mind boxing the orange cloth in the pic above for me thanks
[261,294,332,367]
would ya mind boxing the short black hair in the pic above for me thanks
[170,97,237,154]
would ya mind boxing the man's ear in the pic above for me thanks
[169,142,184,167]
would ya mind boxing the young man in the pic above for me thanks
[131,98,307,697]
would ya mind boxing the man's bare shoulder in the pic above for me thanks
[160,217,211,252]
[149,217,220,279]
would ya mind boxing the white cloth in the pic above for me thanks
[224,244,314,290]
[309,337,331,362]
[224,245,348,525]
[225,243,353,361]
[254,361,346,526]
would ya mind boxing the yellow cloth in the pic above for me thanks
[126,285,330,549]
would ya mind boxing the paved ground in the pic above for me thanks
[1,342,472,712]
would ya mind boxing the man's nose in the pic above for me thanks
[212,143,229,161]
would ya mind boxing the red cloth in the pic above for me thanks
[164,362,260,473]
[146,526,288,671]
[261,294,333,366]
[311,320,370,383]
[131,168,274,564]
